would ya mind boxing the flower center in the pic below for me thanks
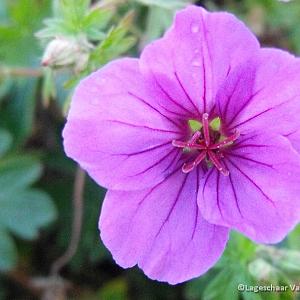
[172,113,239,176]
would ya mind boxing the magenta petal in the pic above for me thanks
[99,169,229,284]
[221,48,300,135]
[63,58,184,190]
[216,60,257,132]
[198,133,300,243]
[140,6,259,116]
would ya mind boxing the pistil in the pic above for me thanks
[172,114,239,176]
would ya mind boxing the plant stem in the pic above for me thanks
[0,67,43,77]
[51,166,86,275]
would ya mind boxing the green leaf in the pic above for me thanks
[0,78,37,144]
[0,189,56,239]
[222,231,257,264]
[0,229,17,271]
[185,270,219,300]
[203,265,241,300]
[82,7,113,40]
[288,224,300,250]
[0,0,51,66]
[99,278,128,300]
[203,264,263,300]
[55,0,90,23]
[0,155,42,195]
[37,0,111,41]
[142,6,174,44]
[0,128,12,157]
[89,12,136,68]
[0,152,56,270]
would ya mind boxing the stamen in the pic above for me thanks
[210,131,240,149]
[182,152,206,173]
[207,151,229,176]
[190,143,206,150]
[194,151,207,166]
[172,140,188,148]
[188,131,201,146]
[172,115,238,176]
[202,113,210,147]
[172,131,201,148]
[182,161,196,173]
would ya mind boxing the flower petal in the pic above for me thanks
[140,6,259,117]
[63,58,184,190]
[198,133,300,243]
[218,48,300,136]
[99,168,229,284]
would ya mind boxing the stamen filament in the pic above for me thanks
[210,131,240,149]
[182,161,195,173]
[190,143,206,150]
[208,150,229,176]
[202,113,210,147]
[172,140,188,148]
[182,151,206,173]
[189,131,201,146]
[194,151,207,165]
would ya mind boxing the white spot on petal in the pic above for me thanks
[192,60,201,67]
[191,23,200,33]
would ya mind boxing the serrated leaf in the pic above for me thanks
[0,229,17,271]
[142,6,174,44]
[39,0,109,39]
[0,155,42,195]
[0,78,37,144]
[56,0,90,21]
[82,8,113,38]
[0,0,51,66]
[0,189,56,240]
[90,12,136,67]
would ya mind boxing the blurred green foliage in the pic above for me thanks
[0,0,300,299]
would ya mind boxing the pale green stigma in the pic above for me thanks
[188,119,202,132]
[210,117,221,131]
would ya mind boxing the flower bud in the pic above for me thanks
[41,37,91,72]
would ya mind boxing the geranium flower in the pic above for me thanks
[63,6,300,284]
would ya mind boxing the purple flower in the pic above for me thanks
[63,6,300,284]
